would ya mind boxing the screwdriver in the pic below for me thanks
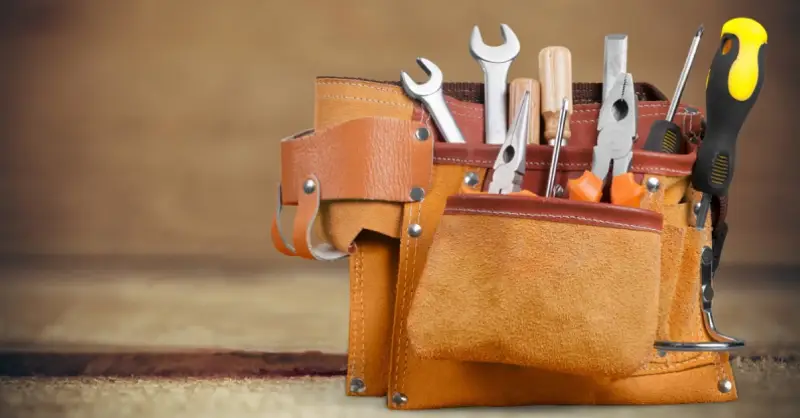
[508,78,541,144]
[643,25,704,154]
[693,17,767,230]
[545,97,569,198]
[539,46,572,146]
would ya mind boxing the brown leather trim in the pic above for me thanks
[433,143,695,176]
[280,117,434,205]
[292,176,318,260]
[444,194,663,233]
[410,96,702,149]
[317,77,669,104]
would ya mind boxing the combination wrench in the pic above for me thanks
[469,24,521,145]
[400,58,466,144]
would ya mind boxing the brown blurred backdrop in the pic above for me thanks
[0,0,797,267]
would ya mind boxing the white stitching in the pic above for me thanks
[431,157,692,175]
[317,80,403,94]
[318,95,412,108]
[448,207,661,233]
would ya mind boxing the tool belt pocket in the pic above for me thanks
[406,193,664,378]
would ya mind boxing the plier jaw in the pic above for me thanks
[487,91,531,194]
[597,72,637,135]
[591,72,638,180]
[566,72,645,208]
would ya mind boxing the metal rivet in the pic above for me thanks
[646,177,660,193]
[701,247,714,264]
[347,243,357,254]
[553,184,565,198]
[349,377,366,393]
[407,224,422,238]
[464,172,480,187]
[657,350,667,357]
[693,202,702,215]
[718,379,733,393]
[392,392,408,405]
[410,187,425,202]
[414,127,429,141]
[303,179,316,194]
[702,284,715,303]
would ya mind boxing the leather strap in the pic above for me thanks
[270,176,349,261]
[280,117,435,205]
[270,183,296,257]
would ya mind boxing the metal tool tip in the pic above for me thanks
[696,25,704,36]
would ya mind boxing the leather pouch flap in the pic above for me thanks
[406,193,663,378]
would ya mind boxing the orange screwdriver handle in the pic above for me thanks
[610,173,646,208]
[567,170,603,202]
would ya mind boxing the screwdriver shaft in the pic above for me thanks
[666,25,704,122]
[545,97,569,198]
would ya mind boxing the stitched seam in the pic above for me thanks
[571,112,691,124]
[401,200,423,395]
[436,111,692,122]
[357,246,365,378]
[400,110,431,396]
[571,103,684,113]
[629,165,690,175]
[447,208,661,233]
[432,158,691,175]
[641,352,713,373]
[391,107,426,401]
[392,201,413,396]
[347,246,361,382]
[318,95,413,109]
[317,80,404,94]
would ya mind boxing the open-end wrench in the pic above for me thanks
[469,24,521,145]
[400,58,466,144]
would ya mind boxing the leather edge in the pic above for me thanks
[444,194,664,233]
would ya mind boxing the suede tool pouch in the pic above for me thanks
[406,193,663,378]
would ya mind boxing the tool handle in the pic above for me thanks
[538,46,572,144]
[508,78,541,144]
[693,18,767,196]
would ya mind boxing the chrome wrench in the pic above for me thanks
[400,58,466,143]
[470,24,521,145]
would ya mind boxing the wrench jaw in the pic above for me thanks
[469,24,521,63]
[400,57,444,98]
[470,24,521,146]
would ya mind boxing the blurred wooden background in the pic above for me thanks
[0,0,797,266]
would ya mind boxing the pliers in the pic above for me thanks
[567,72,645,207]
[486,91,536,196]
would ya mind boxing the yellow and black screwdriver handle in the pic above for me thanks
[693,18,767,205]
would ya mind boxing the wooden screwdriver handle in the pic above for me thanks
[538,46,573,145]
[508,78,541,144]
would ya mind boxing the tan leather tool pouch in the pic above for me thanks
[272,77,741,409]
[406,194,663,378]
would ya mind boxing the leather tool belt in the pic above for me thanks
[270,77,740,410]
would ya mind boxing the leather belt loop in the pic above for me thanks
[271,183,297,257]
[292,174,349,261]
